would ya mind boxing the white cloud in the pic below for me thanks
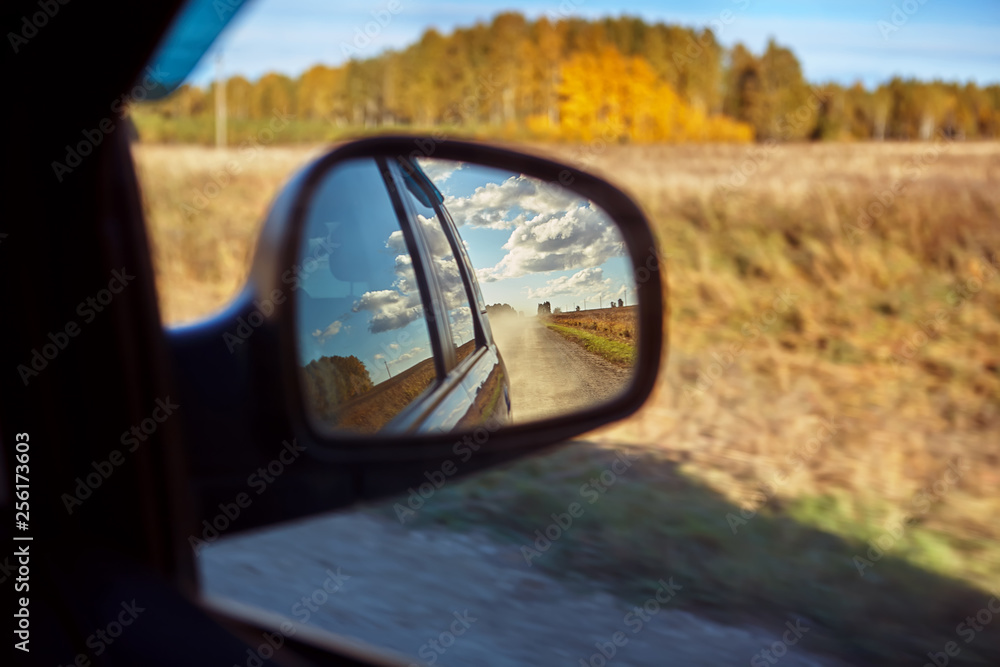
[418,158,465,185]
[388,345,426,367]
[415,214,471,313]
[351,246,428,333]
[477,204,625,281]
[385,230,407,253]
[526,267,612,300]
[353,288,424,334]
[443,175,581,230]
[441,172,625,282]
[311,320,343,344]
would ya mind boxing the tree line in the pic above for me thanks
[135,12,1000,144]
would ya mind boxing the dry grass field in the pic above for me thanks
[547,306,638,365]
[135,141,1000,662]
[550,306,638,345]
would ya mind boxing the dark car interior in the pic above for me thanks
[2,1,663,665]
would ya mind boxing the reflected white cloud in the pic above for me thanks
[353,287,424,334]
[388,345,426,367]
[444,175,581,231]
[312,320,343,344]
[420,159,465,184]
[385,230,407,254]
[526,267,612,300]
[477,205,625,282]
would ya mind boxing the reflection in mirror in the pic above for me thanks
[295,158,437,434]
[295,156,638,436]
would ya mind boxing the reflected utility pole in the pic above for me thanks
[215,52,226,149]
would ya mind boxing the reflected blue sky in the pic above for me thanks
[423,160,634,316]
[297,158,435,386]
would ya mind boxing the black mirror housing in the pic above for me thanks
[168,137,666,533]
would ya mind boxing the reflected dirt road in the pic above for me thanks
[490,316,631,423]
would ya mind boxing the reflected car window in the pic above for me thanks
[396,166,477,363]
[416,158,489,315]
[296,158,437,433]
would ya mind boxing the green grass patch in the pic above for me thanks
[545,323,636,366]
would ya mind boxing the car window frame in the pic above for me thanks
[387,160,470,367]
[299,155,454,434]
[436,200,495,346]
[390,158,490,353]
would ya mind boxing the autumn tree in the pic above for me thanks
[133,12,1000,144]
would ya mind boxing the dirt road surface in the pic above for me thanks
[490,317,631,423]
[200,510,840,666]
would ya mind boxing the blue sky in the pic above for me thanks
[419,160,634,316]
[187,0,1000,88]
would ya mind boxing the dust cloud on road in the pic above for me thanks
[490,316,631,423]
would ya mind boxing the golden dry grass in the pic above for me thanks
[550,305,638,346]
[134,141,1000,594]
[565,141,1000,593]
[132,144,329,324]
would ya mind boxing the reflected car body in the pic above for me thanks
[300,156,512,435]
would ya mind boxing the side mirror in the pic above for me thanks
[170,137,665,530]
[262,138,664,446]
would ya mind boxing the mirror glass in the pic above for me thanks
[294,155,638,435]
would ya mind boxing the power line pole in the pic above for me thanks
[215,52,227,149]
[383,359,392,379]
